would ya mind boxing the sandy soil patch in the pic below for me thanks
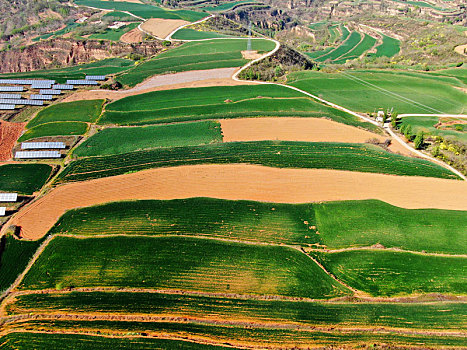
[221,117,387,143]
[9,164,467,240]
[120,27,143,43]
[0,121,26,161]
[141,18,189,39]
[241,50,262,59]
[62,68,254,102]
[454,44,467,57]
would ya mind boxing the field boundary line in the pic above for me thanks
[306,246,467,258]
[398,114,467,118]
[2,316,466,338]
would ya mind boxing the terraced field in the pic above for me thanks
[0,58,134,83]
[171,28,232,40]
[0,164,52,194]
[101,84,377,130]
[18,122,88,142]
[288,70,467,114]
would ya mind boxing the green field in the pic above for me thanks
[49,199,467,255]
[171,28,232,40]
[18,122,88,142]
[0,58,134,83]
[4,320,466,348]
[288,70,467,114]
[0,332,236,350]
[101,84,377,130]
[7,292,467,330]
[427,67,467,85]
[102,11,136,21]
[316,31,362,62]
[312,250,467,296]
[89,22,140,41]
[202,0,257,11]
[19,235,350,298]
[74,121,222,157]
[0,164,52,194]
[400,116,467,142]
[74,0,206,21]
[116,39,275,87]
[0,235,44,293]
[27,100,104,128]
[374,35,401,58]
[333,34,376,63]
[57,141,458,183]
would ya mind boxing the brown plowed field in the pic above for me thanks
[120,27,142,43]
[0,121,26,161]
[140,18,189,39]
[9,164,467,240]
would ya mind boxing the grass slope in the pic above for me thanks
[27,100,104,128]
[0,164,52,194]
[19,236,349,298]
[400,116,467,143]
[8,292,467,330]
[57,141,458,183]
[0,235,44,293]
[316,31,362,62]
[0,58,134,84]
[116,39,275,87]
[312,250,467,296]
[288,70,467,114]
[73,121,222,157]
[48,199,467,255]
[74,0,205,21]
[18,122,88,142]
[101,84,377,131]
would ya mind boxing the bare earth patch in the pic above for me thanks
[454,44,467,57]
[120,27,143,43]
[62,68,254,102]
[140,18,189,39]
[241,50,262,59]
[221,117,386,143]
[8,164,467,240]
[0,121,26,161]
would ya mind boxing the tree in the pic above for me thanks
[414,131,424,149]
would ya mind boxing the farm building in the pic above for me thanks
[86,75,106,81]
[0,86,23,92]
[30,95,53,101]
[0,207,5,216]
[21,142,66,150]
[15,151,62,159]
[67,80,98,85]
[53,84,74,90]
[0,94,21,99]
[0,105,15,110]
[39,89,61,95]
[0,193,18,202]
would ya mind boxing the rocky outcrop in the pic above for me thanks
[0,39,163,73]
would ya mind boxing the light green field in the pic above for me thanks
[49,199,467,255]
[27,100,104,128]
[18,122,88,142]
[0,164,52,194]
[19,236,350,298]
[101,84,377,130]
[373,35,400,57]
[288,70,467,114]
[0,58,134,84]
[333,34,376,64]
[57,141,458,183]
[315,31,361,62]
[400,116,467,143]
[73,121,222,157]
[171,28,232,40]
[312,250,467,296]
[202,0,257,11]
[116,39,275,87]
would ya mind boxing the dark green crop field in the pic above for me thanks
[19,236,349,298]
[373,35,401,58]
[333,34,376,63]
[0,332,235,350]
[74,0,206,21]
[18,122,88,142]
[4,320,466,348]
[316,31,362,62]
[0,235,44,293]
[116,39,275,87]
[57,141,458,183]
[288,70,467,114]
[7,292,467,331]
[73,121,223,157]
[0,164,52,194]
[27,100,104,128]
[49,199,467,255]
[101,84,378,131]
[0,58,134,83]
[312,250,467,297]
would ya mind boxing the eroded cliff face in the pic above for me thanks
[0,39,163,73]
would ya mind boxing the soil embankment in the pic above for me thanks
[140,19,190,39]
[0,121,26,161]
[9,164,467,240]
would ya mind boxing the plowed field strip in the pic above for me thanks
[6,164,467,240]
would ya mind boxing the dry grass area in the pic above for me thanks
[0,121,26,161]
[62,68,253,102]
[120,28,143,43]
[140,18,189,39]
[8,164,467,240]
[454,44,467,57]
